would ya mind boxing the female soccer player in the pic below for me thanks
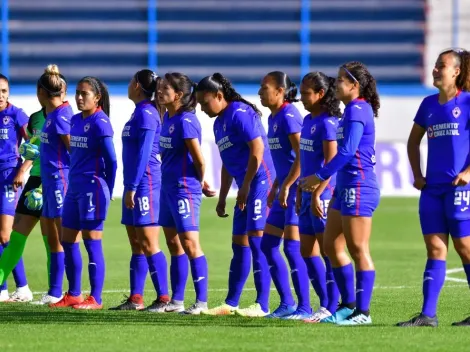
[196,73,275,317]
[398,49,470,327]
[0,74,32,302]
[110,70,169,311]
[51,76,117,309]
[300,62,380,325]
[256,71,310,319]
[158,72,212,315]
[0,66,73,305]
[297,72,341,323]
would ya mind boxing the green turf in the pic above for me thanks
[1,197,469,352]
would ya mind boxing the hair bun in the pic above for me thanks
[45,64,60,75]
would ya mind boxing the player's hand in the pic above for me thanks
[311,194,324,218]
[216,199,229,218]
[19,141,40,161]
[12,170,25,191]
[299,175,321,192]
[25,187,43,211]
[237,184,250,211]
[267,186,276,208]
[124,190,136,209]
[278,184,289,209]
[202,180,217,198]
[453,171,470,187]
[413,176,426,190]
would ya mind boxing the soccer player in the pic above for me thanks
[0,74,32,302]
[297,72,341,323]
[110,70,169,311]
[300,62,380,325]
[256,71,310,319]
[196,73,274,317]
[51,76,117,309]
[397,49,470,327]
[0,66,73,305]
[158,72,212,315]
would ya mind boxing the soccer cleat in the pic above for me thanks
[109,294,144,311]
[7,286,33,302]
[337,310,372,326]
[201,303,238,316]
[0,290,9,302]
[49,292,84,308]
[235,303,269,318]
[321,305,355,324]
[73,295,103,310]
[31,293,63,305]
[144,296,170,313]
[304,307,332,324]
[397,313,438,327]
[180,301,208,315]
[281,308,312,320]
[265,303,297,319]
[164,299,185,313]
[452,316,470,326]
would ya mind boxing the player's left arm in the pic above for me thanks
[100,136,118,198]
[282,132,301,189]
[184,138,205,184]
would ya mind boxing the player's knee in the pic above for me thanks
[180,238,199,258]
[347,244,370,263]
[166,237,182,256]
[454,243,470,262]
[323,240,336,259]
[426,245,447,260]
[0,231,9,245]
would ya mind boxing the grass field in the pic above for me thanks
[1,197,469,352]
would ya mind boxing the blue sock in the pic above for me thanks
[323,256,340,313]
[171,254,188,301]
[84,239,105,305]
[130,254,148,296]
[12,258,28,288]
[0,244,7,291]
[464,263,470,287]
[261,234,295,306]
[62,242,82,297]
[190,255,208,302]
[422,259,446,318]
[284,239,311,313]
[147,251,169,298]
[356,270,375,314]
[332,263,356,306]
[249,236,271,313]
[226,243,251,307]
[304,255,327,309]
[48,252,64,298]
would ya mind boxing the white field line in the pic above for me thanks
[445,268,467,283]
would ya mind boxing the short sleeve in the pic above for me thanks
[15,109,29,129]
[283,111,302,135]
[181,114,200,140]
[139,109,157,131]
[413,98,428,128]
[55,114,71,135]
[322,118,338,141]
[233,110,261,142]
[95,117,114,138]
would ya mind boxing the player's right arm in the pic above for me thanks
[216,165,233,218]
[407,123,426,190]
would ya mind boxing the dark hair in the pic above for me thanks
[37,64,65,98]
[164,72,197,113]
[196,73,262,116]
[266,71,298,103]
[153,75,166,120]
[78,76,110,117]
[0,74,9,84]
[135,69,158,99]
[302,72,341,117]
[342,61,380,117]
[439,49,470,91]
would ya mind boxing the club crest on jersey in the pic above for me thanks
[311,125,316,134]
[84,123,90,132]
[273,123,278,132]
[453,107,461,118]
[427,126,434,138]
[169,124,175,134]
[2,116,9,125]
[46,119,52,128]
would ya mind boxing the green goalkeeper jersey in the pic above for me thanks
[27,109,46,177]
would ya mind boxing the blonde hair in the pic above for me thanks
[38,64,64,97]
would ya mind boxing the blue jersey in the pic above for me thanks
[336,99,377,188]
[68,109,114,190]
[214,101,275,188]
[160,111,202,192]
[40,102,73,184]
[414,91,470,185]
[122,100,161,190]
[0,103,29,170]
[267,103,303,185]
[300,112,338,193]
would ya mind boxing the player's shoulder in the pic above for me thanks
[283,103,302,120]
[458,91,470,105]
[94,110,111,125]
[179,111,200,127]
[6,103,26,118]
[346,99,373,121]
[320,114,339,129]
[421,93,438,106]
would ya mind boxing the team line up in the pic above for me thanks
[0,49,470,327]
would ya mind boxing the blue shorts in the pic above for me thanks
[121,177,161,227]
[419,185,470,238]
[266,183,298,229]
[42,178,67,219]
[0,167,22,216]
[233,182,269,235]
[299,187,333,235]
[159,185,201,233]
[331,185,379,217]
[62,178,110,231]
